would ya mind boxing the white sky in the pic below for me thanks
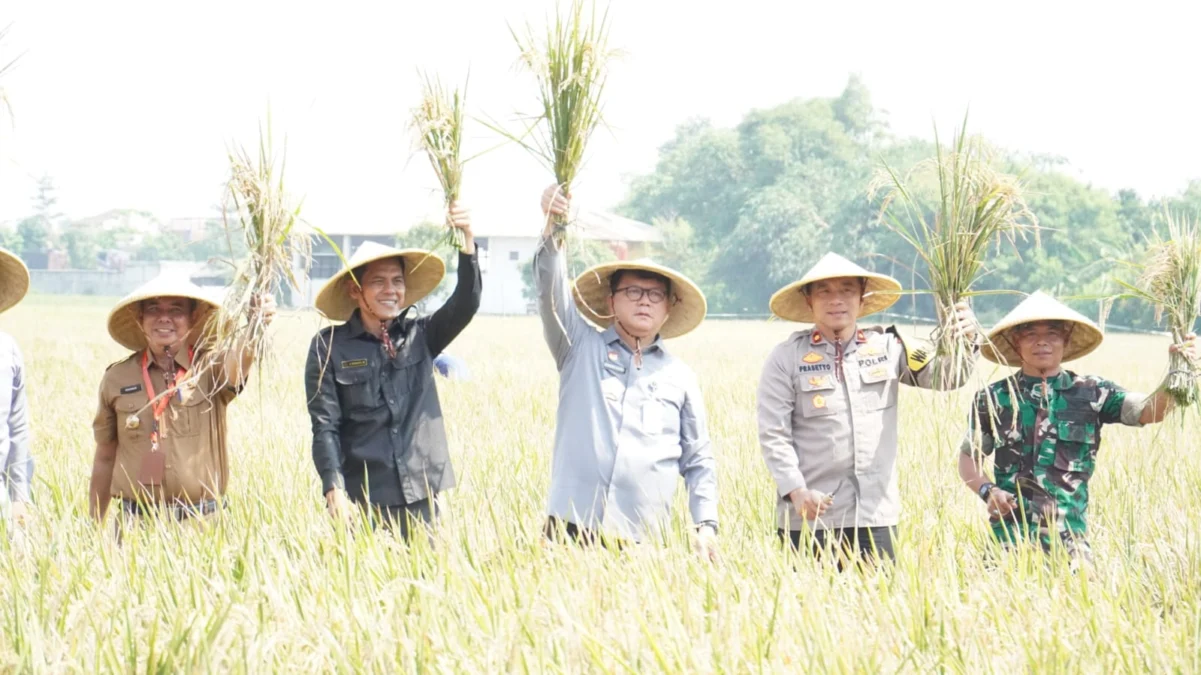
[1,0,1198,234]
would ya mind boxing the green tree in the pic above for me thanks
[62,227,99,269]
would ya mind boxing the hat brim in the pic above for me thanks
[769,273,902,323]
[0,249,30,314]
[983,319,1104,366]
[107,289,220,353]
[572,261,707,339]
[315,249,445,322]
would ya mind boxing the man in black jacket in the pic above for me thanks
[304,207,481,538]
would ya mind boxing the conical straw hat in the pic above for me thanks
[107,274,221,352]
[983,291,1104,366]
[572,259,707,339]
[314,241,445,322]
[0,248,29,315]
[769,252,902,323]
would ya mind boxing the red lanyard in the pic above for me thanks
[140,347,193,453]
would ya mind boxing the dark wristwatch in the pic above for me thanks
[696,520,718,534]
[978,482,996,502]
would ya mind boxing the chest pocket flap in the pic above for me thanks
[859,359,898,410]
[336,366,380,410]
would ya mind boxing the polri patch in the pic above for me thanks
[120,384,142,395]
[341,359,369,369]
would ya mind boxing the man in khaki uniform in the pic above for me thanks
[757,253,978,564]
[88,275,274,523]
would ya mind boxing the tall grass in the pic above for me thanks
[1114,210,1201,407]
[411,73,470,250]
[508,0,614,239]
[2,300,1200,671]
[870,116,1038,388]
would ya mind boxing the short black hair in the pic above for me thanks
[349,256,406,286]
[610,269,672,297]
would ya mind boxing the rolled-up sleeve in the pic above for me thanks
[758,343,805,498]
[534,237,587,370]
[4,342,30,503]
[678,378,717,525]
[305,331,344,495]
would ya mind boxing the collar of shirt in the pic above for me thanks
[145,347,193,372]
[1016,369,1075,392]
[346,307,411,341]
[809,327,868,355]
[602,324,663,354]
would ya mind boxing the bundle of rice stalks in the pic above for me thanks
[1114,210,1201,407]
[197,120,310,384]
[410,72,469,250]
[869,116,1038,387]
[508,0,614,239]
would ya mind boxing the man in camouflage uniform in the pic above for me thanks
[959,291,1199,560]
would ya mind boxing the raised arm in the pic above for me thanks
[534,185,587,370]
[4,341,31,506]
[424,204,483,357]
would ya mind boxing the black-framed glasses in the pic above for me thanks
[613,286,669,304]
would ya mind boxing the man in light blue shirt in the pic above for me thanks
[0,248,32,524]
[535,186,717,559]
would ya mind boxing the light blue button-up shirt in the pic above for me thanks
[0,332,31,514]
[535,238,717,540]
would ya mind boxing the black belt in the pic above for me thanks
[121,498,225,521]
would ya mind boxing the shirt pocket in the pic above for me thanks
[168,388,206,438]
[858,360,898,410]
[115,397,146,443]
[644,383,685,437]
[1055,409,1099,472]
[798,374,838,418]
[336,367,381,412]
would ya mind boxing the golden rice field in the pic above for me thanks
[2,296,1199,672]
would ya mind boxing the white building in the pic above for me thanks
[290,211,662,315]
[471,209,663,315]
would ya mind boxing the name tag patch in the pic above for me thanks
[341,359,369,369]
[799,363,831,374]
[120,384,143,394]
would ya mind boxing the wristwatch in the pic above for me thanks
[978,482,996,502]
[696,520,718,535]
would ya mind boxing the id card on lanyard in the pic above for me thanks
[135,347,192,486]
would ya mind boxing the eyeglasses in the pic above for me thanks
[613,286,669,304]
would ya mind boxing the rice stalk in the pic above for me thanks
[508,0,614,240]
[196,117,311,387]
[869,114,1039,388]
[1112,210,1201,407]
[410,72,469,251]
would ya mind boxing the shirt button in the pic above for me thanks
[388,399,395,405]
[391,428,398,435]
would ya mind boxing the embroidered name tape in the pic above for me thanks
[120,384,143,394]
[341,359,369,369]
